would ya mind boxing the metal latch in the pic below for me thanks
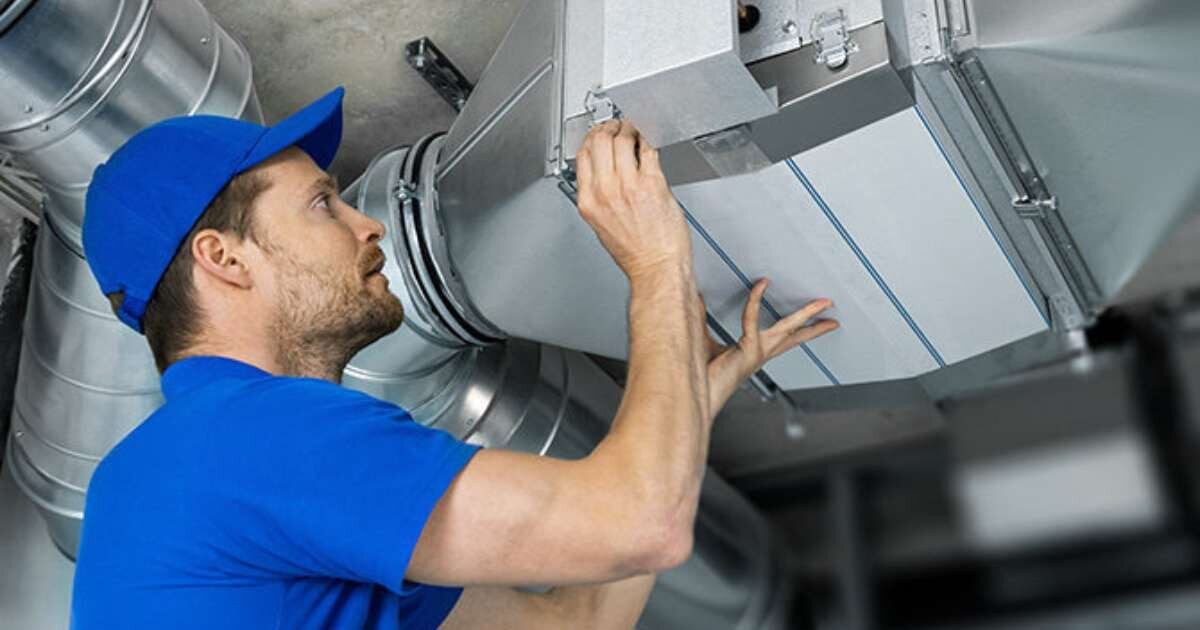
[811,9,857,70]
[1012,195,1058,219]
[584,90,621,126]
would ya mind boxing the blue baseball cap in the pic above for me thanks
[82,86,347,333]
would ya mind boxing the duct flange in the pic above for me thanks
[399,135,506,346]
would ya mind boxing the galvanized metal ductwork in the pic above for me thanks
[388,0,1055,395]
[0,0,261,556]
[393,0,1199,397]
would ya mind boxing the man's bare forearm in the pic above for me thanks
[590,259,710,539]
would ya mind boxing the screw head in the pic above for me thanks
[783,19,798,35]
[23,104,34,114]
[200,36,210,45]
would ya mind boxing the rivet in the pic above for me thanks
[200,36,210,45]
[23,104,34,114]
[782,20,798,35]
[40,123,50,132]
[14,430,23,438]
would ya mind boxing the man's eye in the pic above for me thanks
[315,195,333,213]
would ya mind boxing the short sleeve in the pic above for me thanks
[201,378,480,593]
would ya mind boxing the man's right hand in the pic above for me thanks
[574,121,692,283]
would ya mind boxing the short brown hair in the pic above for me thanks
[107,172,268,372]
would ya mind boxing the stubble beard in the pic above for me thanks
[269,250,404,382]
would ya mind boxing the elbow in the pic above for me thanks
[651,523,694,573]
[626,509,695,574]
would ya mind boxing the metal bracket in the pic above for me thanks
[811,9,858,70]
[1011,195,1058,219]
[952,51,1103,315]
[405,37,475,112]
[393,180,419,203]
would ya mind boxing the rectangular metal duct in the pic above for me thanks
[433,0,1057,390]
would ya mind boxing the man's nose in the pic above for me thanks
[349,207,385,243]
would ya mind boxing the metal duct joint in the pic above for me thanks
[0,0,261,557]
[399,135,505,346]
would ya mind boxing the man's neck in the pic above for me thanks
[183,338,347,383]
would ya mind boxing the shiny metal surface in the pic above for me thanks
[0,465,73,630]
[600,0,776,149]
[0,0,36,32]
[0,0,263,557]
[436,0,632,355]
[910,61,1089,329]
[433,0,924,367]
[0,0,261,247]
[5,218,163,556]
[955,0,1200,301]
[660,20,911,186]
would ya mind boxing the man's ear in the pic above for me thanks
[191,228,254,289]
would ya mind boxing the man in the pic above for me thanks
[71,87,838,628]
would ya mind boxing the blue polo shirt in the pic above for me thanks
[71,356,480,629]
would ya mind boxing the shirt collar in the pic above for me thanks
[160,356,273,400]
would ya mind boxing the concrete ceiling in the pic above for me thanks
[203,0,524,183]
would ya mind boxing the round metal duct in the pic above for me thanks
[0,0,261,558]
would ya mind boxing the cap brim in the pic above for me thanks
[237,86,345,172]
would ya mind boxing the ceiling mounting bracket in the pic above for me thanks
[405,37,475,113]
[811,9,857,70]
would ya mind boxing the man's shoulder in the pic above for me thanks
[99,377,408,479]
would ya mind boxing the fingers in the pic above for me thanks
[783,318,841,346]
[614,122,641,189]
[575,147,594,209]
[759,298,838,360]
[740,279,769,346]
[586,120,619,196]
[639,136,662,178]
[776,298,834,333]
